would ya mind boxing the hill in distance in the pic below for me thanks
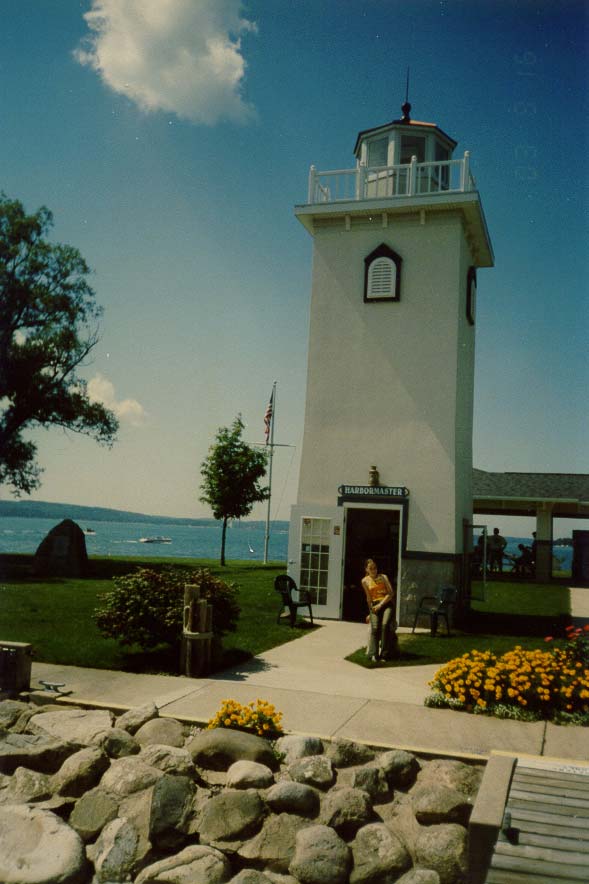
[0,500,287,529]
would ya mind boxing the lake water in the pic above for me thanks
[0,516,573,571]
[0,516,289,562]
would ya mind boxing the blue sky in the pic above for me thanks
[1,0,587,533]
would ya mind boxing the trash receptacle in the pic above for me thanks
[0,641,32,695]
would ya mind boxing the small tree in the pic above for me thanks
[0,193,118,494]
[200,415,268,565]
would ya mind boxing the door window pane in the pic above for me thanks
[300,518,330,605]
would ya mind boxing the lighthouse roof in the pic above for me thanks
[353,117,457,158]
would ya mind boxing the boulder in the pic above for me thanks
[227,760,275,789]
[319,786,373,837]
[414,823,468,884]
[265,781,320,817]
[199,788,266,843]
[0,765,52,805]
[91,726,140,758]
[52,745,110,797]
[351,766,390,802]
[69,786,119,842]
[231,872,274,884]
[99,754,164,796]
[410,784,474,826]
[0,804,87,884]
[28,708,114,745]
[135,716,185,748]
[32,519,88,577]
[238,812,311,873]
[350,822,411,883]
[135,844,232,884]
[396,871,441,884]
[187,727,279,771]
[289,824,352,884]
[0,700,30,729]
[116,701,159,735]
[275,735,324,764]
[288,755,334,790]
[140,743,196,776]
[417,759,482,798]
[0,732,78,775]
[379,749,421,789]
[91,816,145,883]
[327,739,375,768]
[127,773,195,851]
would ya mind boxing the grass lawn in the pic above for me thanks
[0,555,312,674]
[347,579,573,670]
[346,633,550,670]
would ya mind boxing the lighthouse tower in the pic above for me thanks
[288,102,494,624]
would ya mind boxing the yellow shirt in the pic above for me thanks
[365,578,389,604]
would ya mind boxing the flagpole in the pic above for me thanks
[263,381,276,564]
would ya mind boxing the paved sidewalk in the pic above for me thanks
[32,619,589,763]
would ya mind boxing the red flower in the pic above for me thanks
[566,625,576,632]
[583,625,589,632]
[544,636,554,642]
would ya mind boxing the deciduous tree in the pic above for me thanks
[200,415,268,565]
[0,193,118,494]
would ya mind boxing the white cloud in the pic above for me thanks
[87,374,146,426]
[74,0,256,125]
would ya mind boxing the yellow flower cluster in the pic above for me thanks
[429,645,589,717]
[207,698,284,738]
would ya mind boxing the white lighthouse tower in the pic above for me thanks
[288,101,494,624]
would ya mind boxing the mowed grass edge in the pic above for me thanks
[0,555,314,674]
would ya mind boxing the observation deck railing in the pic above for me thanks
[307,152,476,205]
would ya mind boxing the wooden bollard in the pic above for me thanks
[181,584,213,677]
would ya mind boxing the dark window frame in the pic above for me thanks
[466,266,477,325]
[364,243,402,303]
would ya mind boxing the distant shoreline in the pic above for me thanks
[0,500,288,529]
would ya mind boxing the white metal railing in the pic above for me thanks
[307,152,476,204]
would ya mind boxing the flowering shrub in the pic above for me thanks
[94,566,239,649]
[558,624,589,667]
[427,635,589,723]
[207,698,284,738]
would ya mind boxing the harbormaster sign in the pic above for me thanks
[338,484,409,503]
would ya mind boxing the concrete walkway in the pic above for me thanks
[32,618,589,764]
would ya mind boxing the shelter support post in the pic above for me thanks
[535,504,553,583]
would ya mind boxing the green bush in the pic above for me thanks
[94,566,240,650]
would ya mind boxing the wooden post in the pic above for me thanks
[181,584,214,677]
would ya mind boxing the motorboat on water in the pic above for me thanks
[83,528,96,535]
[139,536,172,544]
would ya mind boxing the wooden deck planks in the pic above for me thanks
[485,758,589,882]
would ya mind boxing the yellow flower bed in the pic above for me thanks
[429,645,589,719]
[207,698,284,738]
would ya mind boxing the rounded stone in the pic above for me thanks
[135,717,185,748]
[227,759,275,789]
[0,805,87,884]
[265,780,320,817]
[289,824,351,884]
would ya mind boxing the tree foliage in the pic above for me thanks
[0,193,118,494]
[94,566,240,650]
[200,415,268,565]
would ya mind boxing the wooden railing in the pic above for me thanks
[307,152,476,204]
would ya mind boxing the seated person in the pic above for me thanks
[361,558,398,662]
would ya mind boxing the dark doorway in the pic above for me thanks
[342,507,400,622]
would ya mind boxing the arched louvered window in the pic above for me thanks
[364,243,402,303]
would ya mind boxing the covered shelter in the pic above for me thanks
[473,469,589,581]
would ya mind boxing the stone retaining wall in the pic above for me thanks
[0,699,483,884]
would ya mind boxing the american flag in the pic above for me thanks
[263,390,274,444]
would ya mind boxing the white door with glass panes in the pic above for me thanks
[288,506,344,619]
